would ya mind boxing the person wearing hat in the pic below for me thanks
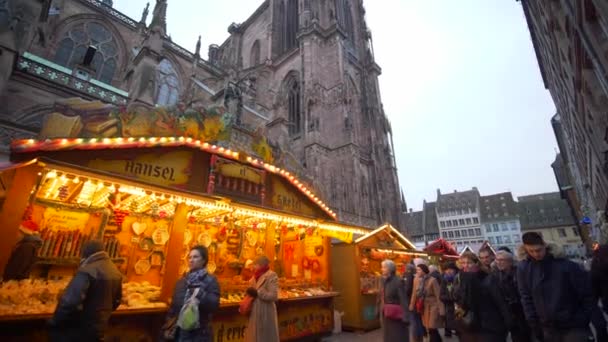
[516,232,593,341]
[2,220,42,281]
[439,263,458,338]
[49,240,123,342]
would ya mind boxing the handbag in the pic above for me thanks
[177,288,200,331]
[383,303,404,320]
[239,295,254,316]
[415,277,427,314]
[415,297,425,314]
[161,316,178,340]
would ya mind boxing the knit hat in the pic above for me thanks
[522,232,544,245]
[19,220,40,235]
[81,240,105,258]
[417,263,430,274]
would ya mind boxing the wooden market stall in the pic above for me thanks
[330,224,425,332]
[423,238,460,266]
[0,99,368,341]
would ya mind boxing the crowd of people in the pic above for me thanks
[380,232,608,342]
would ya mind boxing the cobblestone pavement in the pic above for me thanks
[323,329,461,341]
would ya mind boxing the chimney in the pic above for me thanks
[409,208,413,213]
[436,189,441,197]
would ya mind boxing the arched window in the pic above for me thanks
[53,22,119,84]
[286,77,301,136]
[250,40,260,67]
[336,0,355,46]
[276,0,299,54]
[156,59,180,106]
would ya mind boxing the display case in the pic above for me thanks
[331,224,426,332]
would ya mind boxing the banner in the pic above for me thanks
[319,228,353,243]
[42,207,90,231]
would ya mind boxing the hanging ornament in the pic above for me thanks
[252,222,258,231]
[159,210,168,219]
[113,209,129,228]
[58,185,69,201]
[214,216,222,225]
[306,227,314,236]
[129,199,139,213]
[188,215,196,224]
[150,202,160,217]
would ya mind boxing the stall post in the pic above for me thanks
[160,202,188,302]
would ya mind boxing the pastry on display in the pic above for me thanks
[0,279,71,316]
[119,281,166,309]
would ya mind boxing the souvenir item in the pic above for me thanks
[151,251,165,267]
[134,258,151,275]
[152,224,170,245]
[183,229,192,246]
[245,230,257,247]
[139,237,154,251]
[207,261,217,274]
[197,232,212,247]
[132,222,147,236]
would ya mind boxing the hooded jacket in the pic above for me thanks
[50,251,123,340]
[516,243,593,330]
[3,234,42,281]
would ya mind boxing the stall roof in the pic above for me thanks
[354,224,419,251]
[11,137,336,220]
[0,159,38,172]
[459,241,496,256]
[424,238,459,257]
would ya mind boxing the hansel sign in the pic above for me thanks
[88,151,192,188]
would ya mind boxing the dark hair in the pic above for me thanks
[417,264,430,274]
[460,251,480,265]
[82,240,104,258]
[444,263,459,272]
[497,246,513,254]
[478,247,494,256]
[522,232,544,245]
[190,245,209,267]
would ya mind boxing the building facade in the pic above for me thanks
[521,0,608,244]
[402,200,440,249]
[0,0,404,228]
[518,192,585,258]
[435,188,483,251]
[480,192,522,253]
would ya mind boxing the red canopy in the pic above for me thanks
[424,238,459,258]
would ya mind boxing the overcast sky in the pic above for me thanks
[114,1,558,210]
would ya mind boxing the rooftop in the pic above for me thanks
[480,192,518,222]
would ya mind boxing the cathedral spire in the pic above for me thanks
[195,35,201,57]
[150,0,168,34]
[140,2,150,24]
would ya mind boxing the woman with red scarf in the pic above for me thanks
[244,256,280,342]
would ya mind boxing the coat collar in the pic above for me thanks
[255,269,274,287]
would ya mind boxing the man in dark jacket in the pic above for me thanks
[493,250,530,342]
[3,224,42,281]
[516,232,593,342]
[439,263,458,338]
[49,240,123,341]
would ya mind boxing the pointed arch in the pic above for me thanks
[282,72,302,136]
[156,59,180,106]
[250,40,261,67]
[336,0,355,46]
[275,0,299,55]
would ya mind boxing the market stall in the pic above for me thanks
[0,99,368,341]
[423,238,460,266]
[330,224,425,332]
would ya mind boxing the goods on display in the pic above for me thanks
[118,281,166,309]
[0,279,71,315]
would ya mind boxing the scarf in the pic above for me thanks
[186,267,208,288]
[254,265,270,281]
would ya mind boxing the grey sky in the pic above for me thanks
[114,1,558,211]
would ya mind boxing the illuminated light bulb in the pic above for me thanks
[96,182,104,189]
[76,138,83,144]
[211,145,217,150]
[72,177,80,184]
[232,152,239,158]
[160,137,168,143]
[102,138,111,144]
[115,137,124,143]
[169,137,176,142]
[46,171,57,179]
[139,137,146,142]
[149,137,158,143]
[128,137,135,142]
[27,139,35,144]
[60,139,68,145]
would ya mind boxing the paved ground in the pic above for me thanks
[323,329,460,341]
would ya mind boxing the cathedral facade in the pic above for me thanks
[0,0,404,228]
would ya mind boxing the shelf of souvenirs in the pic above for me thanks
[218,278,338,306]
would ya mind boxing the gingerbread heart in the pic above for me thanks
[132,222,147,236]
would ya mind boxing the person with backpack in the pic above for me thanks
[409,264,444,342]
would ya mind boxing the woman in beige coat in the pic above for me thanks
[244,256,279,342]
[409,264,444,342]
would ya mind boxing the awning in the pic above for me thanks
[0,159,38,172]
